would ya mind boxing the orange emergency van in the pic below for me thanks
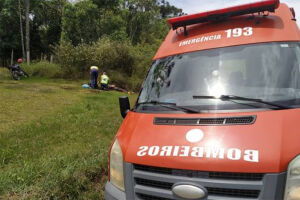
[105,0,300,199]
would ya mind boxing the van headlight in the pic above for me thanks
[110,139,125,191]
[284,155,300,200]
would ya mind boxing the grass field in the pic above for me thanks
[0,68,137,199]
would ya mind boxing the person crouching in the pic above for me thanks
[100,72,109,90]
[90,66,99,89]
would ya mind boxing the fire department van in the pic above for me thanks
[106,0,300,199]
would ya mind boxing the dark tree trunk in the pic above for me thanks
[25,0,30,65]
[10,49,14,66]
[18,0,26,60]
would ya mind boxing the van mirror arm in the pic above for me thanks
[184,26,188,36]
[119,96,130,118]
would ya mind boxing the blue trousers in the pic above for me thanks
[90,70,99,88]
[101,83,109,90]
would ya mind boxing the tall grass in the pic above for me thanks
[0,67,11,80]
[0,79,136,199]
[22,61,63,79]
[54,37,158,91]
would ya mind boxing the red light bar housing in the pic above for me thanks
[168,0,280,30]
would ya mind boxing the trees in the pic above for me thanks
[33,0,66,56]
[25,0,30,65]
[0,0,182,71]
[60,0,183,46]
[160,0,184,18]
[61,0,102,46]
[18,0,25,60]
[91,0,119,9]
[0,0,22,66]
[123,0,161,44]
[0,0,67,65]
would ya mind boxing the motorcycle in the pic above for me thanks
[9,65,29,80]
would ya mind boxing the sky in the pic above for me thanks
[168,0,300,23]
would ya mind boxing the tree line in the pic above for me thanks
[0,0,183,87]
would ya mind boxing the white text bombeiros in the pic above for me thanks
[137,146,259,163]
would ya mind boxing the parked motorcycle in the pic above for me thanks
[9,64,29,80]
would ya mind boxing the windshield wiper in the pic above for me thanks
[193,95,291,109]
[137,101,200,113]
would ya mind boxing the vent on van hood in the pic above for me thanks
[154,116,256,126]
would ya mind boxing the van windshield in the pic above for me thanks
[137,42,300,112]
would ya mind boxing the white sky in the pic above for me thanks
[169,0,300,24]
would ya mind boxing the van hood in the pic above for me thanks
[117,109,300,173]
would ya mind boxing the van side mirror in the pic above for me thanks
[119,96,130,118]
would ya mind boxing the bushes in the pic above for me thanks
[107,70,128,88]
[53,37,159,91]
[54,37,135,77]
[0,67,11,80]
[22,62,63,79]
[2,36,160,92]
[7,37,162,91]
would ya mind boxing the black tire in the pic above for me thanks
[11,71,20,80]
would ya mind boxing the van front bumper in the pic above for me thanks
[105,181,126,200]
[106,163,287,199]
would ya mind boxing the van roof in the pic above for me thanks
[153,3,300,60]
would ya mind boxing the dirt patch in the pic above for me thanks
[90,168,108,184]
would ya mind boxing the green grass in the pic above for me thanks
[0,68,137,199]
